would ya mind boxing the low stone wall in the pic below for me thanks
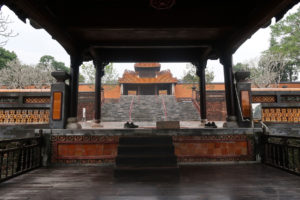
[173,135,254,162]
[40,128,260,166]
[51,135,119,165]
[252,89,300,126]
[0,91,51,127]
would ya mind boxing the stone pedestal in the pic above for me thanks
[66,117,82,129]
[91,119,103,128]
[50,71,70,129]
[200,119,207,126]
[223,116,239,128]
[157,121,180,129]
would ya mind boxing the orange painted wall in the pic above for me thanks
[103,85,120,99]
[175,83,225,99]
[173,135,254,162]
[78,84,121,99]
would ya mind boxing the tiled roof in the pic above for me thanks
[119,70,177,84]
[134,63,161,68]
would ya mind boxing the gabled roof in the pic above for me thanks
[119,70,177,84]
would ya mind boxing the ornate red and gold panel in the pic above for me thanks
[262,108,300,123]
[252,95,276,103]
[0,109,49,124]
[24,97,51,104]
[173,135,254,162]
[128,90,137,95]
[51,135,119,164]
[241,91,251,118]
[159,90,168,95]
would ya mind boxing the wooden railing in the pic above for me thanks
[0,137,42,182]
[262,134,300,175]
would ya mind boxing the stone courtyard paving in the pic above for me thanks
[0,164,300,200]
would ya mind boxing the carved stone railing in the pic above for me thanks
[0,90,51,125]
[252,89,300,124]
[234,71,252,127]
[0,136,42,182]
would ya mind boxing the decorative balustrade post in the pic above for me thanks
[235,71,252,127]
[50,71,70,129]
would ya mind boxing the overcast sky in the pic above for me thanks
[2,4,299,82]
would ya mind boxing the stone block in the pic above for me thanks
[156,121,180,129]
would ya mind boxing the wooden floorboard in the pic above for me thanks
[0,164,300,200]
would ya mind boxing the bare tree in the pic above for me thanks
[250,52,288,88]
[0,59,55,89]
[0,11,17,46]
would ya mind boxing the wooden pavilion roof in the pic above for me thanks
[3,0,299,63]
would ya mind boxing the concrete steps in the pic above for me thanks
[102,95,200,122]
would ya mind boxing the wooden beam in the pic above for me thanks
[223,0,299,54]
[89,47,210,62]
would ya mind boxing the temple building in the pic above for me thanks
[118,63,178,95]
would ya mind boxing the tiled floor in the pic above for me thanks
[1,164,300,200]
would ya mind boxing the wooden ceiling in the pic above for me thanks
[3,0,299,62]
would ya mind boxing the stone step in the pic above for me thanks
[114,135,179,179]
[118,145,174,155]
[119,136,173,145]
[115,155,178,166]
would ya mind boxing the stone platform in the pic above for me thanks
[39,127,261,166]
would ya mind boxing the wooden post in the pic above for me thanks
[93,61,106,123]
[220,53,236,120]
[69,54,82,119]
[195,61,207,123]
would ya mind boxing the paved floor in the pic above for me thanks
[0,164,300,200]
[80,121,225,129]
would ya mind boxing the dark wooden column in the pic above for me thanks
[195,61,207,122]
[69,54,82,119]
[93,61,106,123]
[220,53,236,119]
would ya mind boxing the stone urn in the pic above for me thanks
[235,71,250,82]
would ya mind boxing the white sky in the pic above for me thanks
[2,4,299,82]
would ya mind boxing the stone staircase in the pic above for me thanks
[163,96,200,121]
[114,136,179,179]
[131,95,164,122]
[101,95,200,122]
[101,95,133,122]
